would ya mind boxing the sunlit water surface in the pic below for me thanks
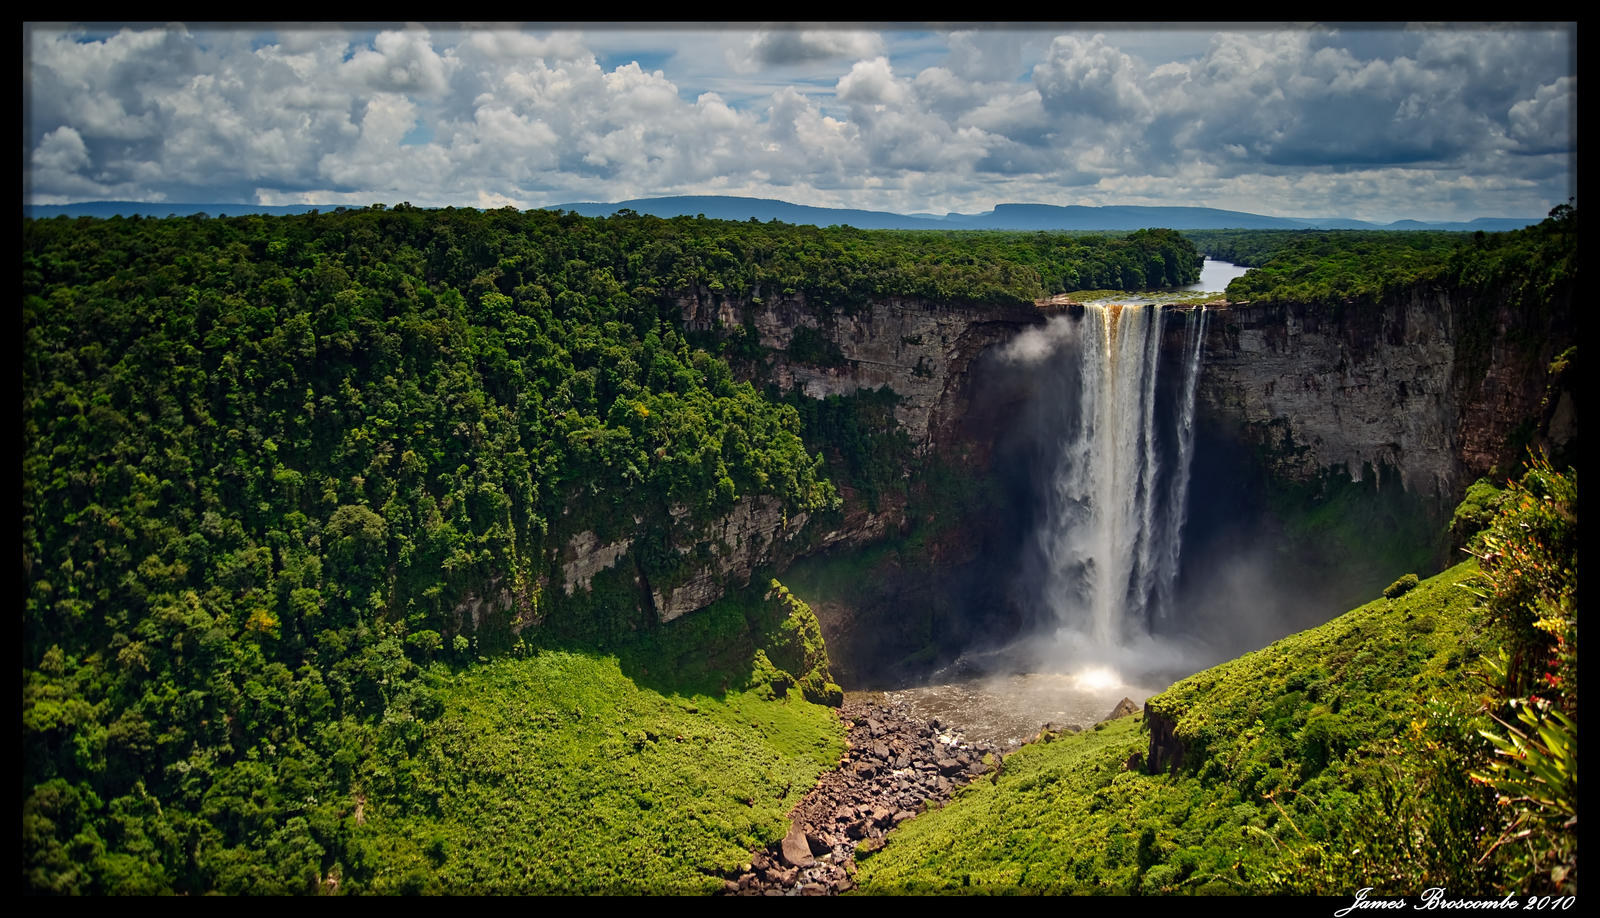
[868,622,1235,750]
[1179,257,1251,293]
[1076,257,1250,306]
[878,664,1167,750]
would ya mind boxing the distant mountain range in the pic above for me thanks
[25,196,1541,233]
[25,201,328,219]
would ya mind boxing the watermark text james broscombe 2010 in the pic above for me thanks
[1335,887,1576,916]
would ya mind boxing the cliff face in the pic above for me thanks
[1196,281,1575,506]
[1196,292,1463,501]
[541,291,1043,629]
[542,277,1572,642]
[679,289,1041,455]
[678,289,1040,545]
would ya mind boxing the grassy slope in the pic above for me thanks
[855,560,1490,894]
[351,584,847,894]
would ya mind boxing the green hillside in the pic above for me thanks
[348,583,846,894]
[855,561,1490,894]
[857,461,1576,896]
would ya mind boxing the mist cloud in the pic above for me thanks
[998,316,1078,366]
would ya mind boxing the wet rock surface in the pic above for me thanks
[720,696,1000,896]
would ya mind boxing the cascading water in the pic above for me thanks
[1157,304,1209,627]
[895,303,1214,747]
[1022,303,1210,648]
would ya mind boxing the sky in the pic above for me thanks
[23,22,1577,223]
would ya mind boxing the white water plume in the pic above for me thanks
[1015,304,1210,653]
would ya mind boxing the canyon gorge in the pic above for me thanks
[526,269,1576,688]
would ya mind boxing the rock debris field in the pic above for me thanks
[721,693,1138,896]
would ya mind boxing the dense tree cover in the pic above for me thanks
[1184,228,1464,271]
[21,206,1197,893]
[1213,230,1463,302]
[17,208,807,892]
[1184,206,1577,305]
[588,221,1200,305]
[784,386,913,513]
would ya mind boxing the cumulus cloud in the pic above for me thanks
[1158,28,1575,173]
[342,28,451,94]
[21,24,1575,222]
[736,29,884,70]
[31,126,90,173]
[945,30,1030,83]
[1032,34,1151,121]
[1508,77,1576,155]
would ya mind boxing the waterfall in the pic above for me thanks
[1026,304,1209,647]
[1156,305,1209,626]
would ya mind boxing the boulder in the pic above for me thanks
[780,821,815,868]
[1106,697,1141,720]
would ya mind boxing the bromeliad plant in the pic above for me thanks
[1473,700,1577,892]
[1467,455,1577,893]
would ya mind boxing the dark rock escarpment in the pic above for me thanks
[1143,701,1186,775]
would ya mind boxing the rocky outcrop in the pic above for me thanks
[453,581,515,630]
[452,572,545,637]
[1143,701,1186,775]
[1105,697,1142,720]
[649,496,811,623]
[550,495,813,625]
[561,530,632,595]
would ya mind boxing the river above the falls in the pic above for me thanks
[1073,257,1249,306]
[1180,256,1250,293]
